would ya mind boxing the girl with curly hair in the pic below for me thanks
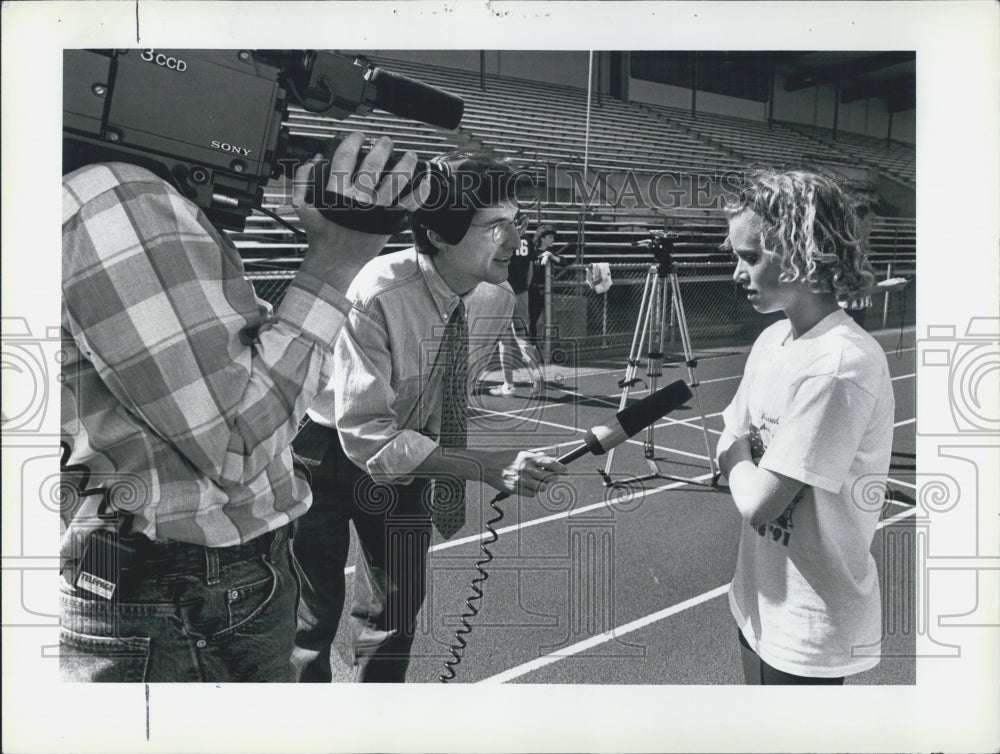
[716,169,895,684]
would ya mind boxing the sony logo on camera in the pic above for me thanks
[139,49,187,72]
[210,140,253,156]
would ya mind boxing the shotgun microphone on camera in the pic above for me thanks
[366,67,464,130]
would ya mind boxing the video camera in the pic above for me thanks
[632,228,678,269]
[63,49,465,232]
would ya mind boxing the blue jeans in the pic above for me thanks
[291,421,432,683]
[59,525,298,682]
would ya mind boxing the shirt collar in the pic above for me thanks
[417,248,478,322]
[781,308,849,346]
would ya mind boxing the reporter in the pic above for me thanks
[291,153,567,682]
[59,133,423,682]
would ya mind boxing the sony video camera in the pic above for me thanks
[63,49,465,232]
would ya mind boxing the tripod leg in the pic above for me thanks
[670,273,719,477]
[604,267,655,481]
[643,273,668,466]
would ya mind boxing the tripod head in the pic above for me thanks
[633,229,678,276]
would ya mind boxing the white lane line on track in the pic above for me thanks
[477,403,914,452]
[479,505,918,684]
[886,477,917,499]
[473,406,723,453]
[433,471,718,553]
[474,369,915,420]
[528,338,915,389]
[880,506,918,527]
[479,584,733,684]
[348,366,917,576]
[684,368,913,388]
[698,374,741,385]
[345,472,917,577]
[342,472,717,575]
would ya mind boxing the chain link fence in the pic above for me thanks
[539,261,915,362]
[247,271,296,309]
[247,258,915,367]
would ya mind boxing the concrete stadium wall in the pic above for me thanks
[629,73,915,144]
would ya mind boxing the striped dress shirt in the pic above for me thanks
[308,248,513,482]
[60,162,349,562]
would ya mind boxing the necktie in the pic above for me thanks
[429,300,469,539]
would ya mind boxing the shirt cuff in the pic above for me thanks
[365,431,438,484]
[275,271,352,345]
[306,405,335,427]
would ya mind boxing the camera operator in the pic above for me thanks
[60,132,427,682]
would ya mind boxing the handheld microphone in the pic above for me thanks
[491,380,691,503]
[556,380,693,465]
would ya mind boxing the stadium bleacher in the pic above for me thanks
[237,53,915,347]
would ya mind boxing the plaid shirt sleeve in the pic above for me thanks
[62,163,349,488]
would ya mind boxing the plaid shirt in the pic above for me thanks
[61,163,349,558]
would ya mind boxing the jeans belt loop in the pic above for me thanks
[267,524,287,563]
[205,547,220,585]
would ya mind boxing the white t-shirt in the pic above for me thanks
[723,309,895,677]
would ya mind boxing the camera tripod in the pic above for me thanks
[600,246,720,488]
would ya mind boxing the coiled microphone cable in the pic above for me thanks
[438,490,505,683]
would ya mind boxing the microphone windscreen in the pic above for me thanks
[369,68,465,130]
[615,380,692,437]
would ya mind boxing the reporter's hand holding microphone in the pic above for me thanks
[482,449,568,498]
[485,379,694,502]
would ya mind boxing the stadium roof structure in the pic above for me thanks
[630,51,916,113]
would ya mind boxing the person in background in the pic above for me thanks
[290,152,568,682]
[716,168,894,685]
[489,217,545,396]
[526,224,570,347]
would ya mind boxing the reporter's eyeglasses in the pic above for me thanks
[469,212,529,244]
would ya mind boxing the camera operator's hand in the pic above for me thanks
[294,132,430,294]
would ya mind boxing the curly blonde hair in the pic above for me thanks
[724,169,875,299]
